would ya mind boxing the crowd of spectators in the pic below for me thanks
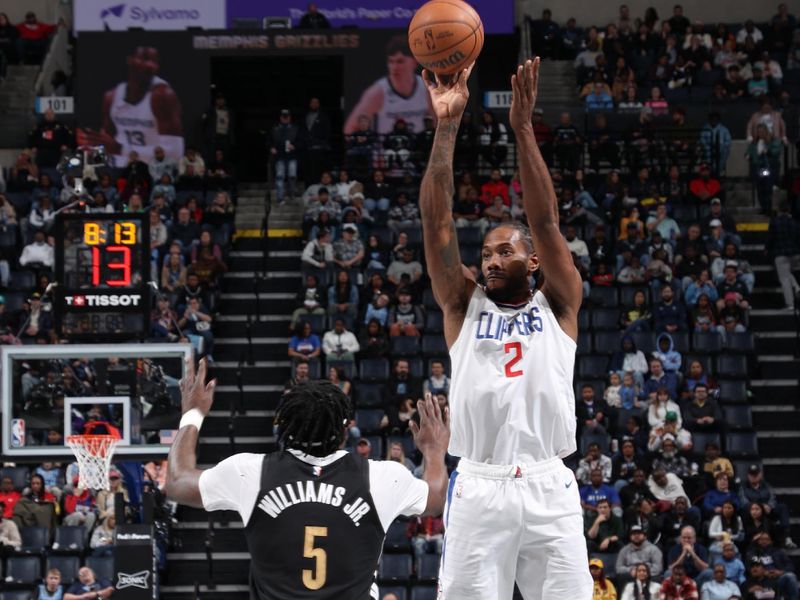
[529,4,800,108]
[0,459,169,598]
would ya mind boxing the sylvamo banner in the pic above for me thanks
[74,0,226,32]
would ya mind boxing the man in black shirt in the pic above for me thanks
[298,3,331,28]
[28,109,73,168]
[167,362,450,600]
[553,112,582,172]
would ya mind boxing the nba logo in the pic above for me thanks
[312,466,322,477]
[11,419,25,448]
[424,29,436,50]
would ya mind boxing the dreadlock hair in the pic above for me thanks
[276,380,354,457]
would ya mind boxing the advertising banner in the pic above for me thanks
[226,0,514,34]
[114,524,156,600]
[74,0,226,32]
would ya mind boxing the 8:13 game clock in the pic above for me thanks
[55,213,151,340]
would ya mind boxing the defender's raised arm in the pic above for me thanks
[510,58,582,338]
[419,66,476,347]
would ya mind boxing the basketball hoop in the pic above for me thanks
[67,434,120,491]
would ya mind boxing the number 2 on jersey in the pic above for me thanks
[503,342,524,378]
[302,526,328,590]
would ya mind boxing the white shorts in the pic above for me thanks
[438,456,593,600]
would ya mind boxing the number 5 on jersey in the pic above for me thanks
[302,526,328,590]
[503,342,524,378]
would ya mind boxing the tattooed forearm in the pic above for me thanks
[438,223,461,268]
[421,118,459,213]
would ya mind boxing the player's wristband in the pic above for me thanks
[179,408,205,431]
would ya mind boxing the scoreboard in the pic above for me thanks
[54,213,151,340]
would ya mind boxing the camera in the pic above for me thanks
[57,146,110,198]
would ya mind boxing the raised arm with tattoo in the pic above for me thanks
[509,58,583,339]
[164,357,216,508]
[419,66,477,348]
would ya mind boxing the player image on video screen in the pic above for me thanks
[78,46,184,167]
[344,35,434,136]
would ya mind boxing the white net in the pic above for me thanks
[66,435,119,491]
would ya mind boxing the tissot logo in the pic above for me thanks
[116,570,150,590]
[65,294,141,307]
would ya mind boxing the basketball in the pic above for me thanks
[408,0,484,76]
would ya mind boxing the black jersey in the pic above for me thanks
[244,451,385,600]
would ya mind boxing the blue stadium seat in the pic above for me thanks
[5,556,41,586]
[722,406,753,430]
[3,292,26,313]
[619,286,650,307]
[422,289,438,310]
[0,467,29,491]
[325,359,355,380]
[668,331,690,354]
[422,335,448,357]
[580,432,611,455]
[359,358,390,382]
[407,357,424,378]
[725,432,758,459]
[356,409,385,434]
[18,526,49,556]
[589,286,618,308]
[0,592,37,600]
[590,309,619,330]
[356,383,385,408]
[683,354,713,376]
[716,355,748,378]
[410,587,438,600]
[591,553,619,576]
[86,555,115,582]
[578,356,609,379]
[631,332,656,355]
[380,587,408,600]
[718,380,748,404]
[458,227,482,246]
[390,336,421,357]
[46,556,80,583]
[418,554,441,581]
[725,332,754,352]
[379,554,413,582]
[593,331,620,355]
[306,360,322,380]
[0,227,16,249]
[426,311,444,334]
[363,436,384,459]
[460,246,481,266]
[576,332,592,355]
[578,310,591,329]
[693,332,723,353]
[692,432,721,454]
[384,520,411,552]
[52,526,86,555]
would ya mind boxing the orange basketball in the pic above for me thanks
[408,0,484,76]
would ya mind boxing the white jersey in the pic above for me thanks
[375,75,430,135]
[448,287,578,465]
[109,75,168,166]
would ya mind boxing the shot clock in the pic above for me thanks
[55,213,150,340]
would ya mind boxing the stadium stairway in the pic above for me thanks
[737,229,800,564]
[162,216,301,598]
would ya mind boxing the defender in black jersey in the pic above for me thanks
[166,359,450,600]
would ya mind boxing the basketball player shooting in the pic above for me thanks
[78,46,184,167]
[165,358,450,599]
[419,58,592,599]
